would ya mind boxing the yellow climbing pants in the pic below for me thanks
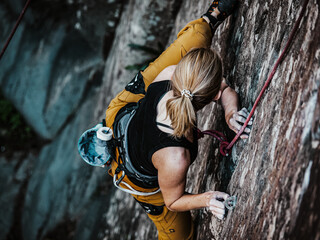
[105,18,212,240]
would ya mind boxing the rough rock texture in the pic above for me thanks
[0,0,319,239]
[0,0,121,139]
[0,0,179,239]
[186,0,320,239]
[190,1,320,239]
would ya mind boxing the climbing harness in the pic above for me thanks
[0,0,31,60]
[78,102,160,196]
[135,199,164,215]
[112,102,160,196]
[113,174,160,196]
[198,0,310,156]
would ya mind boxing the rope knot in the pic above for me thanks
[219,141,231,156]
[196,128,231,156]
[197,129,205,139]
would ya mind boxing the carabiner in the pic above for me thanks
[115,170,126,186]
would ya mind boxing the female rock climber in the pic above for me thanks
[81,0,252,239]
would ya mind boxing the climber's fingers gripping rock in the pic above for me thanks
[228,107,253,139]
[207,191,230,220]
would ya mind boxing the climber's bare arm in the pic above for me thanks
[220,80,252,139]
[152,147,229,219]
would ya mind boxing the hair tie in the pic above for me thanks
[181,89,193,100]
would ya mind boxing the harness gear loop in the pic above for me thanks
[112,172,161,196]
[114,170,126,186]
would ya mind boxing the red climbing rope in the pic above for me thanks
[199,0,310,156]
[0,0,32,60]
[197,129,230,155]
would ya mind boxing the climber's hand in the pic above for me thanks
[227,107,253,139]
[207,191,229,220]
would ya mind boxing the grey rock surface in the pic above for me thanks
[187,0,320,239]
[0,0,121,139]
[0,0,319,239]
[1,0,179,239]
[0,152,35,239]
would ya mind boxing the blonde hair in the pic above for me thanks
[166,48,223,138]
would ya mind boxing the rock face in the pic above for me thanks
[0,0,319,240]
[0,0,121,140]
[187,1,320,239]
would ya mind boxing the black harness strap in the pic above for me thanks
[135,199,164,215]
[156,122,174,130]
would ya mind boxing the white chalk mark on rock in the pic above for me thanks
[301,161,313,201]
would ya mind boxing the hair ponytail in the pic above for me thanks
[166,48,223,138]
[167,93,196,138]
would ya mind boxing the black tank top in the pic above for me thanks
[127,80,198,176]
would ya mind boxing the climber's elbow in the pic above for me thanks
[166,201,178,212]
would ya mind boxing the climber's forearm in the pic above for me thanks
[221,86,239,123]
[166,191,229,221]
[166,192,212,212]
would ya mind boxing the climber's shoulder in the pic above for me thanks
[153,65,176,83]
[152,146,190,176]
